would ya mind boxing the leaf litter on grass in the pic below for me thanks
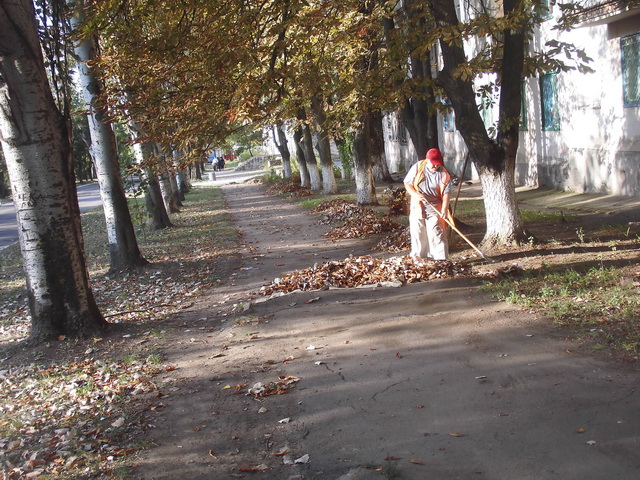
[0,185,238,479]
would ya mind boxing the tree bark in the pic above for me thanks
[172,150,189,198]
[293,126,310,187]
[369,109,393,183]
[310,96,338,194]
[352,112,378,205]
[297,109,322,192]
[479,164,528,249]
[71,7,147,272]
[144,167,173,230]
[399,56,439,159]
[0,0,107,342]
[159,171,180,213]
[168,170,183,205]
[131,140,173,230]
[154,146,180,213]
[272,122,292,179]
[128,121,173,230]
[383,5,439,161]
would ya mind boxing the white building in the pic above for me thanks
[435,0,640,196]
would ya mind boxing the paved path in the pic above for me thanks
[132,180,640,480]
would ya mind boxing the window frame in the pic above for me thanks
[621,33,640,108]
[442,98,455,132]
[540,72,561,131]
[519,79,528,131]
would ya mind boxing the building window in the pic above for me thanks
[520,79,528,130]
[480,96,495,137]
[536,0,553,20]
[442,99,455,132]
[398,123,408,144]
[386,115,395,141]
[621,33,640,107]
[540,72,560,131]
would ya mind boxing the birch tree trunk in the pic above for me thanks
[71,7,147,272]
[0,0,107,342]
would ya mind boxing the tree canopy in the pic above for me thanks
[80,0,593,245]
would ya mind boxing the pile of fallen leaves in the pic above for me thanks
[0,356,167,479]
[259,255,471,296]
[312,199,368,224]
[381,185,409,216]
[373,226,410,253]
[311,199,402,239]
[266,182,311,197]
[326,214,402,239]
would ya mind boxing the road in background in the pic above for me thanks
[0,183,102,250]
[0,168,268,250]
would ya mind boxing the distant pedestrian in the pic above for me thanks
[403,148,452,260]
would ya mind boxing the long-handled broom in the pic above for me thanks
[422,199,493,262]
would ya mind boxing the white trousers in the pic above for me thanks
[409,214,448,260]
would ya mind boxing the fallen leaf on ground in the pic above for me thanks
[247,376,300,397]
[239,464,269,472]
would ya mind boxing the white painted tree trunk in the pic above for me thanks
[159,172,179,213]
[132,141,173,230]
[479,167,527,249]
[293,127,310,188]
[302,124,322,192]
[275,124,292,179]
[172,150,190,197]
[0,0,106,341]
[310,96,337,194]
[71,8,147,272]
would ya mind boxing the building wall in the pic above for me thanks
[382,112,416,174]
[524,7,640,196]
